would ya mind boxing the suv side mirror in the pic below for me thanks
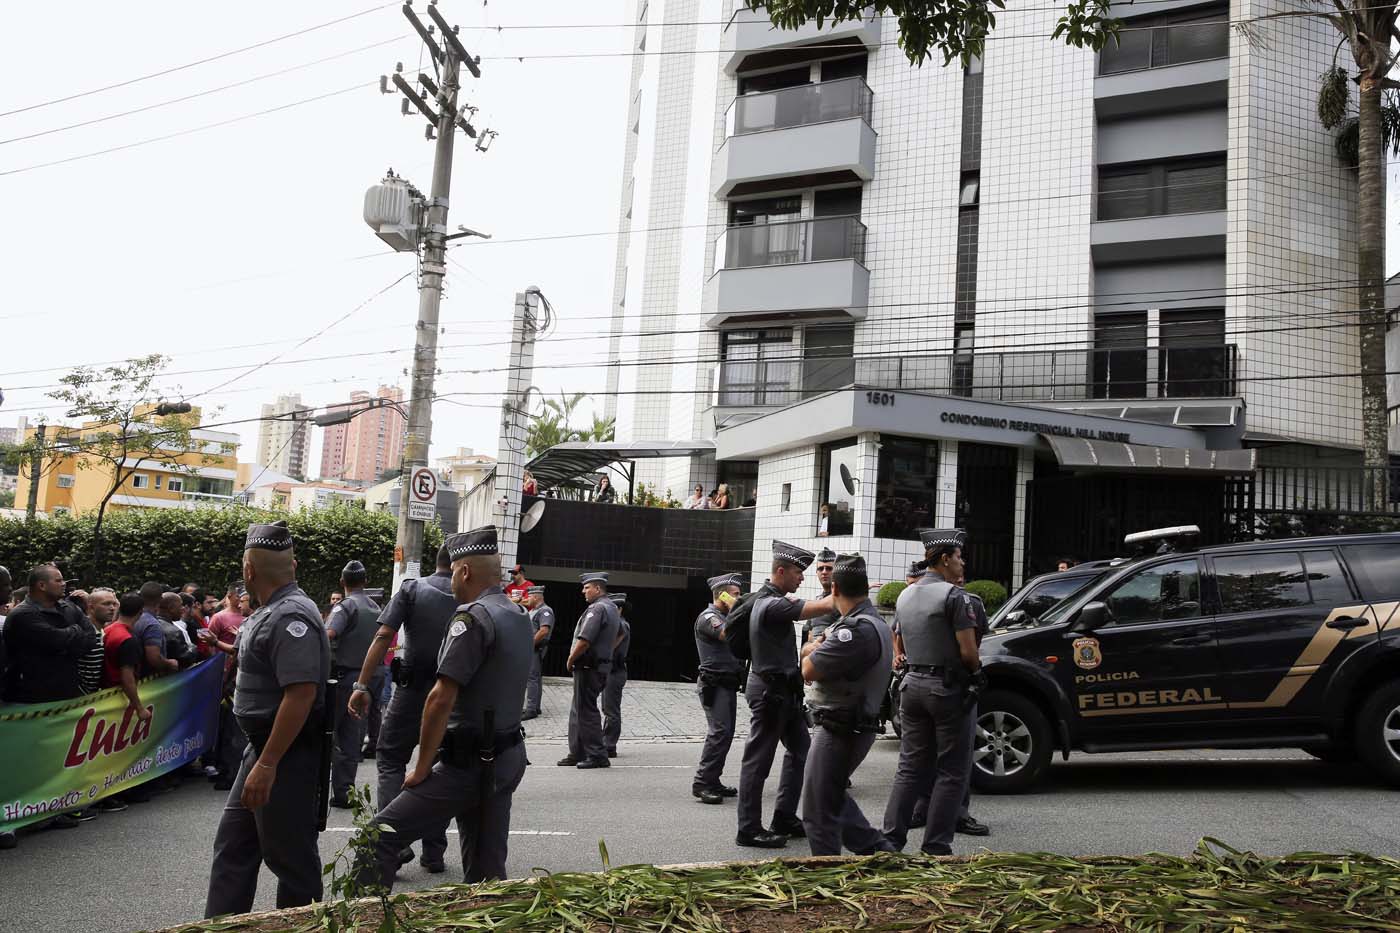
[1072,601,1110,633]
[1002,609,1028,626]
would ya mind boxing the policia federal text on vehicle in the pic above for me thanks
[973,526,1400,793]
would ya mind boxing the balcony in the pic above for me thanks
[715,81,876,197]
[723,5,880,75]
[710,343,1238,412]
[710,217,870,325]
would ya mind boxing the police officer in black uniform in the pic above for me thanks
[363,525,533,886]
[205,520,331,918]
[734,540,835,848]
[693,573,744,805]
[560,571,621,769]
[522,585,554,720]
[800,548,839,644]
[602,592,631,758]
[799,553,896,856]
[347,545,456,874]
[882,528,984,856]
[327,560,382,807]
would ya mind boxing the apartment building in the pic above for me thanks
[255,394,312,481]
[609,0,1367,588]
[318,386,407,485]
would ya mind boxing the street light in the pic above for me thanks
[311,397,407,428]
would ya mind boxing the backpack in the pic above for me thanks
[721,591,763,661]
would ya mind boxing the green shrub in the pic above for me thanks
[876,580,907,608]
[0,506,443,604]
[964,579,1008,611]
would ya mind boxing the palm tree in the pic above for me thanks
[584,414,616,443]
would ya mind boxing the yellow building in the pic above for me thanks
[14,408,241,516]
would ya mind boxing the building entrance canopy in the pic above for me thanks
[525,440,716,491]
[1041,435,1256,474]
[715,386,1233,462]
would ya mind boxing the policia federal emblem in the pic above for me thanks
[1072,636,1102,670]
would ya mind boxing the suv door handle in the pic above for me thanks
[1170,634,1211,646]
[1326,616,1365,631]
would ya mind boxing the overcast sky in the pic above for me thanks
[0,0,633,476]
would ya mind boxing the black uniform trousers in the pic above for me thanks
[801,725,892,856]
[736,674,810,836]
[693,681,737,791]
[568,666,608,763]
[376,682,449,865]
[205,739,322,917]
[882,674,975,855]
[602,664,627,754]
[368,743,527,886]
[524,645,547,715]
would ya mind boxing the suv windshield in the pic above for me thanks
[995,572,1108,628]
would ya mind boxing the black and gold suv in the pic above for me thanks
[974,530,1400,793]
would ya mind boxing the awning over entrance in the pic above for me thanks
[525,440,715,490]
[1041,435,1257,474]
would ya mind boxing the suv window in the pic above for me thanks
[1214,551,1309,613]
[1301,550,1354,605]
[1339,543,1400,601]
[1019,576,1095,619]
[1103,558,1201,625]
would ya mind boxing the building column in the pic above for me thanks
[1011,448,1034,590]
[854,432,880,545]
[1145,307,1161,399]
[936,439,959,527]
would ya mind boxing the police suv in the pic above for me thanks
[975,528,1400,793]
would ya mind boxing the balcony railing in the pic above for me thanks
[716,216,867,271]
[724,76,873,137]
[1097,16,1228,76]
[711,343,1238,407]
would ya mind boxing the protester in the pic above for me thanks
[157,593,198,669]
[2,564,97,705]
[200,583,247,791]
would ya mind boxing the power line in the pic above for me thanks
[0,35,412,147]
[0,2,397,118]
[0,82,375,178]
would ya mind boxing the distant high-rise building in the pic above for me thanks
[256,394,312,480]
[318,386,407,484]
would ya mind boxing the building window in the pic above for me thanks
[131,474,149,489]
[875,436,939,540]
[817,439,858,537]
[1159,308,1230,396]
[781,483,792,511]
[1098,156,1226,220]
[167,477,184,493]
[155,475,163,489]
[1098,6,1228,75]
[1092,312,1147,399]
[719,328,795,406]
[57,474,75,489]
[53,506,70,516]
[802,325,856,396]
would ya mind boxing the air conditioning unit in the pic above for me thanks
[363,176,423,252]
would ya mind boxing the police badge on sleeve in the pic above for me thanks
[448,617,468,638]
[1072,636,1102,670]
[286,620,308,638]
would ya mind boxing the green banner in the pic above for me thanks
[0,656,222,830]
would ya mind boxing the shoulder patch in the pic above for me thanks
[286,620,308,638]
[836,627,853,643]
[448,618,468,638]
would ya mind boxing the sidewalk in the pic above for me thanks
[523,676,750,742]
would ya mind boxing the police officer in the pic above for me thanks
[364,525,533,886]
[522,585,554,721]
[205,520,331,918]
[800,548,839,644]
[326,560,382,808]
[347,545,456,875]
[735,540,835,848]
[799,553,895,856]
[882,528,984,856]
[560,571,621,769]
[693,573,744,805]
[906,561,926,585]
[602,592,631,758]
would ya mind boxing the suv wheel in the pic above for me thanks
[1357,680,1400,786]
[970,690,1053,794]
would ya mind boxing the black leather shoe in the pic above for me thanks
[421,859,446,873]
[362,746,376,760]
[398,846,415,866]
[770,813,805,838]
[696,788,724,804]
[910,811,927,828]
[607,748,617,758]
[556,755,579,767]
[736,830,787,848]
[577,758,610,770]
[956,816,991,837]
[521,710,540,721]
[330,796,352,809]
[718,784,738,797]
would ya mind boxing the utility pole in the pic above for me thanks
[25,423,45,520]
[373,1,489,590]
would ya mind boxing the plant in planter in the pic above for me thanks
[876,580,907,609]
[964,579,1008,611]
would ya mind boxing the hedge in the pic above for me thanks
[0,506,443,604]
[964,578,1008,611]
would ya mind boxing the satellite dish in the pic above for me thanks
[839,462,859,497]
[521,500,546,533]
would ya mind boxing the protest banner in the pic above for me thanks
[0,657,222,830]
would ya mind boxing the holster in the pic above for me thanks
[390,656,410,687]
[813,707,882,736]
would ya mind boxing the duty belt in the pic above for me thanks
[698,670,742,691]
[236,715,321,756]
[907,664,945,676]
[812,707,882,736]
[437,726,525,768]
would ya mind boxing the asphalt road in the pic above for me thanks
[2,740,1398,933]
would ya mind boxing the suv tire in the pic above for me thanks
[1357,680,1400,786]
[970,689,1053,794]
